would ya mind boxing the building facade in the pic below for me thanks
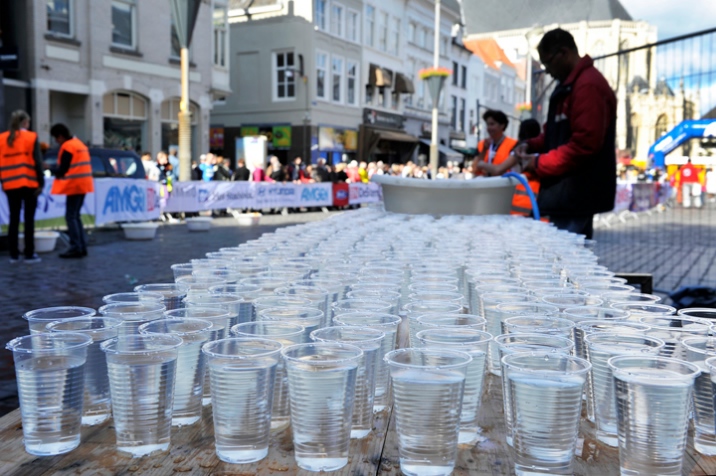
[0,0,230,158]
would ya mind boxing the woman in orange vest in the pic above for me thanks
[0,110,45,263]
[50,123,94,258]
[476,118,542,217]
[471,110,518,177]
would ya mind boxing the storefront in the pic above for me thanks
[103,91,148,152]
[239,124,292,163]
[358,108,418,164]
[318,126,358,164]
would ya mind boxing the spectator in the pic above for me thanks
[191,160,202,180]
[252,161,267,182]
[232,158,250,181]
[302,165,315,183]
[678,159,702,208]
[141,151,160,181]
[168,146,180,179]
[50,123,93,259]
[290,156,304,182]
[375,161,385,176]
[346,160,361,182]
[212,156,232,181]
[358,161,369,183]
[334,163,349,182]
[156,151,176,183]
[200,153,215,181]
[0,109,44,263]
[313,158,330,182]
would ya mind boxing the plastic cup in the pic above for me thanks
[23,306,96,334]
[332,298,393,321]
[170,263,194,280]
[608,355,700,476]
[254,295,315,316]
[385,348,471,476]
[416,329,492,446]
[640,316,712,360]
[184,293,245,327]
[231,321,305,431]
[611,302,676,319]
[176,275,228,298]
[259,306,324,341]
[311,326,385,439]
[202,338,283,463]
[164,307,233,405]
[98,302,166,337]
[332,312,401,412]
[276,285,331,326]
[495,333,575,446]
[192,268,241,284]
[503,352,591,476]
[541,293,604,311]
[46,317,123,425]
[403,301,463,346]
[584,334,665,446]
[100,334,183,457]
[102,292,164,304]
[413,314,486,348]
[502,315,576,337]
[134,283,189,311]
[346,289,402,315]
[678,308,716,321]
[210,283,262,321]
[682,337,716,455]
[599,292,662,306]
[282,343,363,472]
[562,306,630,359]
[6,333,92,455]
[139,318,213,426]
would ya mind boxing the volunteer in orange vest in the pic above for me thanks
[475,118,542,217]
[50,123,94,258]
[471,110,518,178]
[0,110,45,263]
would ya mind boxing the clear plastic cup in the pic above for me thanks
[254,295,315,315]
[416,329,492,446]
[540,293,603,311]
[46,317,123,425]
[100,334,183,457]
[610,302,676,319]
[332,298,393,321]
[311,326,385,439]
[23,306,96,334]
[681,337,716,455]
[170,263,194,280]
[503,352,591,476]
[413,314,486,348]
[332,312,402,412]
[502,316,575,338]
[608,355,700,476]
[584,333,665,446]
[176,275,228,298]
[640,316,712,360]
[346,289,402,315]
[408,283,460,294]
[139,318,213,426]
[495,333,576,446]
[562,306,630,358]
[202,338,283,463]
[678,308,716,321]
[282,342,363,471]
[164,307,233,405]
[210,283,262,322]
[385,348,472,476]
[599,291,661,306]
[134,283,189,311]
[98,302,166,337]
[6,333,92,455]
[258,306,324,342]
[192,268,241,284]
[231,321,305,431]
[403,301,463,345]
[276,285,331,326]
[102,292,164,304]
[184,293,245,327]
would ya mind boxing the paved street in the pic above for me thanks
[1,204,715,416]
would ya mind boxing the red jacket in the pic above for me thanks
[679,163,700,184]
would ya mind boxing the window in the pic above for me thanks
[408,23,415,44]
[315,0,327,31]
[330,4,343,37]
[346,61,357,106]
[274,51,296,101]
[440,36,449,56]
[378,12,388,51]
[459,98,466,132]
[452,61,459,86]
[366,85,374,104]
[365,5,374,47]
[417,28,426,48]
[213,3,228,67]
[461,66,467,89]
[112,1,136,49]
[346,10,359,42]
[450,95,457,129]
[427,31,433,52]
[47,0,72,36]
[389,18,400,55]
[405,58,415,106]
[316,52,328,100]
[332,56,343,102]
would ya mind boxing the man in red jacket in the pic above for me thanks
[517,29,617,238]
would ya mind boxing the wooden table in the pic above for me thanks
[2,323,716,475]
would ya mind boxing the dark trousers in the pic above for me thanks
[550,214,594,239]
[65,194,87,252]
[6,187,38,258]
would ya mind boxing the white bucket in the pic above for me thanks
[121,222,159,240]
[17,231,60,253]
[186,217,212,232]
[236,214,261,226]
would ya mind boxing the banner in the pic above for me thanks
[349,182,383,204]
[297,183,332,207]
[0,179,96,228]
[333,183,350,207]
[613,182,632,213]
[94,179,161,226]
[630,183,658,212]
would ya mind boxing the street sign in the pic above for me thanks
[169,0,201,48]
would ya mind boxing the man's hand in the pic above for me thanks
[514,142,528,155]
[475,162,498,176]
[516,150,538,173]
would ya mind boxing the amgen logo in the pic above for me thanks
[103,185,145,215]
[301,187,329,202]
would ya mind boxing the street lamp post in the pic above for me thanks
[429,0,441,179]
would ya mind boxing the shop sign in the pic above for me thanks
[318,127,358,151]
[363,108,404,129]
[240,125,292,149]
[209,127,224,149]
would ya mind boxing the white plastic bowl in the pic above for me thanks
[186,217,212,232]
[236,214,261,226]
[17,231,60,253]
[121,222,159,240]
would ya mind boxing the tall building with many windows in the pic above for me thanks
[0,1,230,158]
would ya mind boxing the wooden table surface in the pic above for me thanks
[2,320,716,475]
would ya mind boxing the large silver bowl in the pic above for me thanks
[370,174,519,216]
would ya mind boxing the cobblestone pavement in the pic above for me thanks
[1,204,714,416]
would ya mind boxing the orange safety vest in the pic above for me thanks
[51,137,94,195]
[511,172,541,216]
[477,136,518,169]
[0,130,40,191]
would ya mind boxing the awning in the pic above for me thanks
[419,139,463,159]
[369,64,393,87]
[394,73,415,94]
[376,130,419,143]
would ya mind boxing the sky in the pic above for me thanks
[621,0,716,40]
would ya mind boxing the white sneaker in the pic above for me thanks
[9,256,20,264]
[24,254,42,264]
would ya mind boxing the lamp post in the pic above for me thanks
[169,0,202,181]
[429,0,441,179]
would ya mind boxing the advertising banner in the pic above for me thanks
[349,182,383,204]
[613,183,632,213]
[94,179,161,225]
[332,183,350,207]
[297,183,333,207]
[630,183,657,212]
